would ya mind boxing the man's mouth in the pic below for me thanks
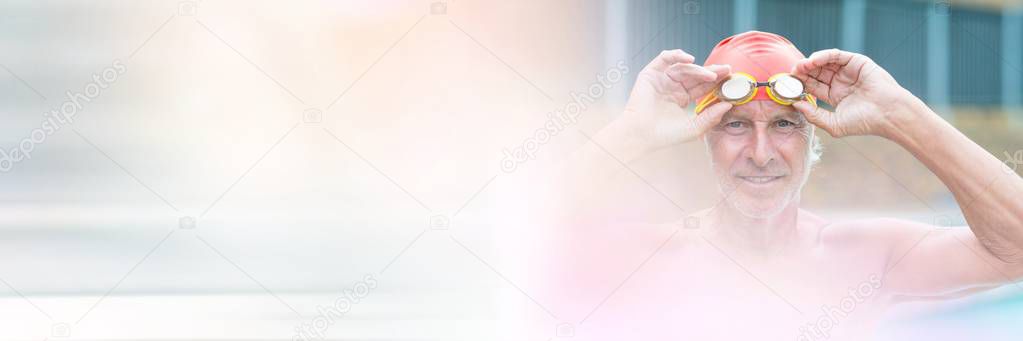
[737,175,784,184]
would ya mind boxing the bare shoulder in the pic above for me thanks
[813,211,934,248]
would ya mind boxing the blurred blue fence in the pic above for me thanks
[624,0,1023,110]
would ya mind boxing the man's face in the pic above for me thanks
[704,101,814,218]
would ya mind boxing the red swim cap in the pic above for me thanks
[695,31,816,113]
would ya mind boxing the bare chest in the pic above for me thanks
[568,240,890,340]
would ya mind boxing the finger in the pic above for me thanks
[687,66,729,101]
[792,58,817,77]
[805,48,855,70]
[805,81,832,105]
[667,64,730,107]
[705,64,731,80]
[792,50,851,78]
[792,72,832,103]
[692,101,732,135]
[665,63,717,84]
[646,49,696,72]
[792,100,834,134]
[674,64,730,88]
[792,59,823,78]
[816,66,838,84]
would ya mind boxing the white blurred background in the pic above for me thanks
[0,0,615,339]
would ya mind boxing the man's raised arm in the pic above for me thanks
[791,48,1023,297]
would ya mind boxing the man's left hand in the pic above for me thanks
[790,48,921,139]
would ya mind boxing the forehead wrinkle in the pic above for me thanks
[725,103,801,122]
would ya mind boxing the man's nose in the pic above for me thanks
[750,126,776,168]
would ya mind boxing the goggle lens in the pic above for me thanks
[719,76,754,101]
[771,75,804,100]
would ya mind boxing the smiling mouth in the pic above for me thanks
[737,176,784,184]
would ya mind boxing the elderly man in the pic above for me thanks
[553,31,1023,340]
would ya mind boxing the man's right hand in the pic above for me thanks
[602,50,732,160]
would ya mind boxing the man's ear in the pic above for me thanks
[806,126,823,166]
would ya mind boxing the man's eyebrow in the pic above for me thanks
[720,110,804,122]
[720,111,748,121]
[774,111,803,121]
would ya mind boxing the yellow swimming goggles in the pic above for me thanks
[694,72,816,113]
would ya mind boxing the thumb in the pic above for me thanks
[792,100,832,129]
[691,101,732,135]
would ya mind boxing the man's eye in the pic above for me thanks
[726,121,744,128]
[776,120,795,128]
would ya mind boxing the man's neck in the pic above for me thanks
[705,198,806,259]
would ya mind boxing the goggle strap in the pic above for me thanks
[694,93,718,113]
